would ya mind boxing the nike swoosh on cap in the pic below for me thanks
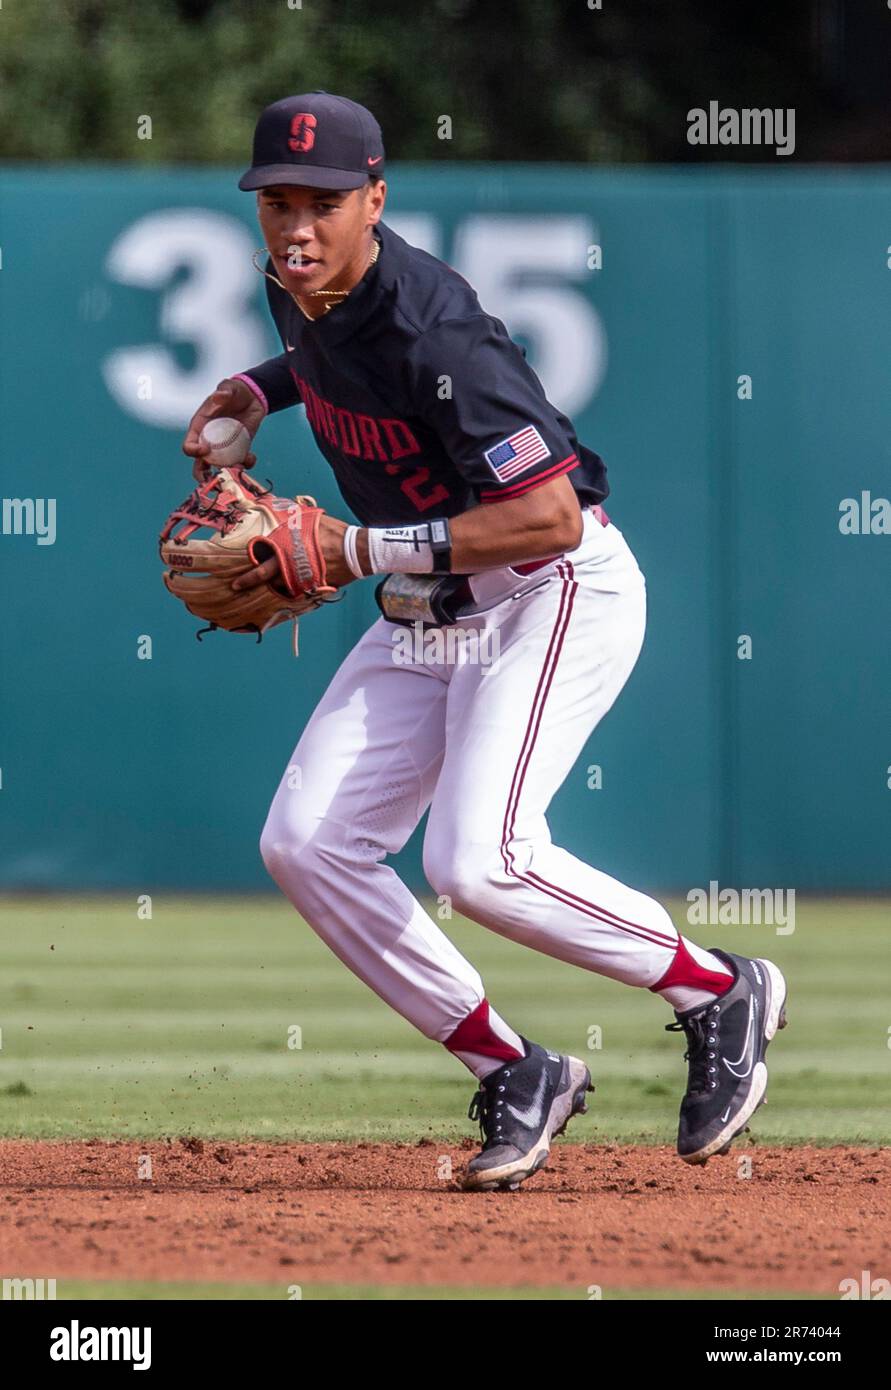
[367,155,383,166]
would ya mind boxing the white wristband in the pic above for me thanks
[342,525,365,579]
[367,525,434,574]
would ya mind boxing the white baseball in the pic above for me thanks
[199,417,252,468]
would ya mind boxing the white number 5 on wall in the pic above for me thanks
[453,215,607,417]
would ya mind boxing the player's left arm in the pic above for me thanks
[428,473,583,571]
[233,475,581,592]
[335,473,581,577]
[402,312,588,571]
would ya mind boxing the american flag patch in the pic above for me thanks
[484,425,551,483]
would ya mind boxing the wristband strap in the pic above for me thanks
[428,517,452,573]
[367,519,452,575]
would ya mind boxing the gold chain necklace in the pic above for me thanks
[297,236,380,319]
[252,238,380,321]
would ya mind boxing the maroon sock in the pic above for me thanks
[444,999,524,1075]
[649,936,735,998]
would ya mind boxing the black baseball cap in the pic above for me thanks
[238,92,385,192]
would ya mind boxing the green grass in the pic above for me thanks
[0,894,889,1144]
[48,1281,828,1302]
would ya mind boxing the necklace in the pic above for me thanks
[252,238,380,321]
[296,236,380,319]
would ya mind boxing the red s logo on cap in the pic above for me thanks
[289,113,317,153]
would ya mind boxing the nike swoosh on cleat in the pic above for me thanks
[505,1071,550,1128]
[722,997,758,1079]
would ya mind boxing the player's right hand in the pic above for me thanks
[182,378,266,460]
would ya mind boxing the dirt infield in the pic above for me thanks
[1,1140,888,1295]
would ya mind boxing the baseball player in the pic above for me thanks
[183,93,788,1191]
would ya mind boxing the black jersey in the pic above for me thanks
[241,221,608,527]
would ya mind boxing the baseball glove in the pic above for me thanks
[160,465,341,645]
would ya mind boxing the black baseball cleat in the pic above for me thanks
[462,1039,593,1192]
[666,949,788,1165]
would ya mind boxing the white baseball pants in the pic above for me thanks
[260,508,681,1044]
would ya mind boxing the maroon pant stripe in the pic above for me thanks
[499,561,574,877]
[499,560,677,951]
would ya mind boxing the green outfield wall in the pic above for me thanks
[1,167,888,891]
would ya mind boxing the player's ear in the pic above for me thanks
[366,177,386,221]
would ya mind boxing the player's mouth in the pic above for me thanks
[279,253,321,279]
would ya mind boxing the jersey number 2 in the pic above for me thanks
[399,466,450,512]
